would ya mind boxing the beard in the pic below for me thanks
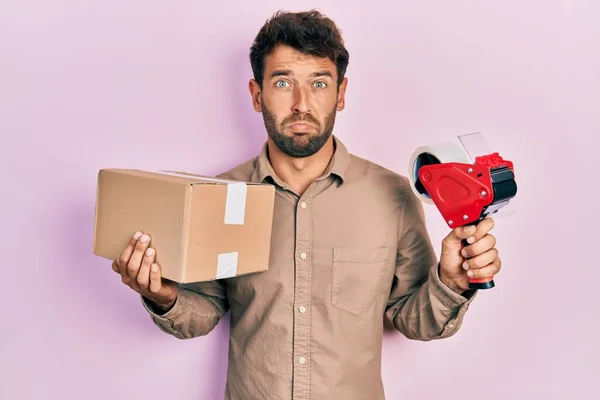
[260,98,337,158]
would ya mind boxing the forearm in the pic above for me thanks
[385,263,476,341]
[142,285,228,339]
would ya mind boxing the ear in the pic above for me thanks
[336,77,348,111]
[248,79,262,112]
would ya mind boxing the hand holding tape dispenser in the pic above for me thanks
[408,132,517,290]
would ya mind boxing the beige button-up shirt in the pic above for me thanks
[142,136,476,400]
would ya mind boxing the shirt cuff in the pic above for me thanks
[429,263,477,310]
[141,287,186,322]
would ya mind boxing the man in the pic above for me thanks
[112,10,501,400]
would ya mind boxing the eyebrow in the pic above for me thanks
[270,69,334,79]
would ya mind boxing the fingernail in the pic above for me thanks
[151,264,158,272]
[145,248,154,256]
[462,261,469,270]
[461,249,468,258]
[133,232,142,240]
[140,234,149,243]
[467,236,475,244]
[467,225,476,233]
[467,270,474,277]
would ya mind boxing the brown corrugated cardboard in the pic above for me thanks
[93,169,275,283]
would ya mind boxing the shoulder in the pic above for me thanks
[215,156,259,181]
[348,153,412,195]
[346,152,424,220]
[349,154,428,241]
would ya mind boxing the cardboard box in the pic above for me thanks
[93,169,275,283]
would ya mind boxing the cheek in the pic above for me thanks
[311,93,338,118]
[312,90,338,106]
[263,101,287,127]
[265,92,292,113]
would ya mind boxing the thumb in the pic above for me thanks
[445,224,477,245]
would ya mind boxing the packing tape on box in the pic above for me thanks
[190,176,247,225]
[407,142,471,205]
[216,251,239,279]
[151,170,247,225]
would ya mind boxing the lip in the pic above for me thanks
[288,122,315,131]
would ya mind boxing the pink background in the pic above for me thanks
[1,1,598,399]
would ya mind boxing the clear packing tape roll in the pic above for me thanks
[408,142,471,205]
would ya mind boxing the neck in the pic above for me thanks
[267,136,335,195]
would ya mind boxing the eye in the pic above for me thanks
[275,80,290,88]
[314,81,327,89]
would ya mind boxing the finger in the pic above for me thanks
[448,217,495,246]
[112,260,119,272]
[136,248,155,289]
[149,263,162,294]
[127,234,151,279]
[467,257,501,279]
[466,217,495,244]
[461,234,496,258]
[118,231,143,276]
[445,224,478,245]
[463,248,499,271]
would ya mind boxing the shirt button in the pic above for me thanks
[299,306,306,313]
[298,357,306,365]
[300,252,307,260]
[300,202,307,209]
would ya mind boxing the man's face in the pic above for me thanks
[249,45,348,158]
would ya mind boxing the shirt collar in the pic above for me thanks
[251,135,351,186]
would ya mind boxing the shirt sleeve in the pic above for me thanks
[141,279,229,339]
[384,186,477,340]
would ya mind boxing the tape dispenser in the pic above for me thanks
[408,132,517,289]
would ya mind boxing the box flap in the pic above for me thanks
[100,169,264,186]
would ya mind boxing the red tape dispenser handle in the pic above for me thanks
[410,143,517,290]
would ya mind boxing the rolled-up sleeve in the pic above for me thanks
[385,187,476,340]
[142,280,229,339]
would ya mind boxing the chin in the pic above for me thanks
[287,129,319,138]
[290,132,314,139]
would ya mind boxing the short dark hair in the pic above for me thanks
[249,10,350,88]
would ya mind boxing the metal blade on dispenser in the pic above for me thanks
[458,132,492,162]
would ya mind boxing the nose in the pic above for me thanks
[292,86,310,114]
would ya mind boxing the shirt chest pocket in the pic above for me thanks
[331,247,390,315]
